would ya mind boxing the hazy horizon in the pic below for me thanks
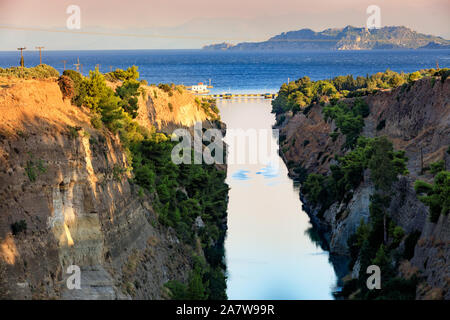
[0,0,449,50]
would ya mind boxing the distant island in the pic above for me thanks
[203,26,450,51]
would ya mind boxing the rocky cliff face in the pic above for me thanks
[277,77,449,299]
[136,85,213,133]
[0,78,213,299]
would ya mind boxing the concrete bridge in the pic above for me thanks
[202,93,278,100]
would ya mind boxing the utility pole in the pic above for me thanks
[95,64,100,71]
[17,47,26,67]
[61,60,67,71]
[74,57,80,73]
[35,46,44,65]
[287,77,290,95]
[436,60,440,71]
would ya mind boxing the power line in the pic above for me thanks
[0,25,259,41]
[17,47,26,67]
[0,25,392,43]
[74,57,80,73]
[35,46,44,64]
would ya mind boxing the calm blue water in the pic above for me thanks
[0,49,449,93]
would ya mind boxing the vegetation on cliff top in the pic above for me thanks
[272,68,449,116]
[0,64,60,79]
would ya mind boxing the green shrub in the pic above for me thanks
[329,132,339,142]
[25,160,37,182]
[112,165,126,181]
[63,69,83,85]
[413,180,433,194]
[105,66,139,82]
[391,225,405,248]
[83,69,114,112]
[408,71,421,82]
[323,100,369,149]
[302,173,327,205]
[434,68,450,83]
[68,126,81,139]
[414,171,450,222]
[347,219,370,268]
[353,98,370,117]
[0,64,59,79]
[430,160,445,175]
[165,280,188,300]
[158,83,172,93]
[24,156,46,182]
[90,115,103,129]
[116,80,140,118]
[368,137,401,191]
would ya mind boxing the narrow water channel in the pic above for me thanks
[219,98,337,300]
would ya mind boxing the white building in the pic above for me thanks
[189,82,209,93]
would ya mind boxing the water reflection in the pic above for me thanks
[232,170,251,181]
[255,163,279,179]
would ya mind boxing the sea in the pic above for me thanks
[0,49,449,94]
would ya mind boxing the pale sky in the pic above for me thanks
[0,0,449,50]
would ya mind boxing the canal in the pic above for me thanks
[219,98,338,299]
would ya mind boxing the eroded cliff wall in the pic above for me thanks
[277,77,449,299]
[0,78,211,299]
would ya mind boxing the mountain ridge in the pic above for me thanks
[203,25,450,51]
